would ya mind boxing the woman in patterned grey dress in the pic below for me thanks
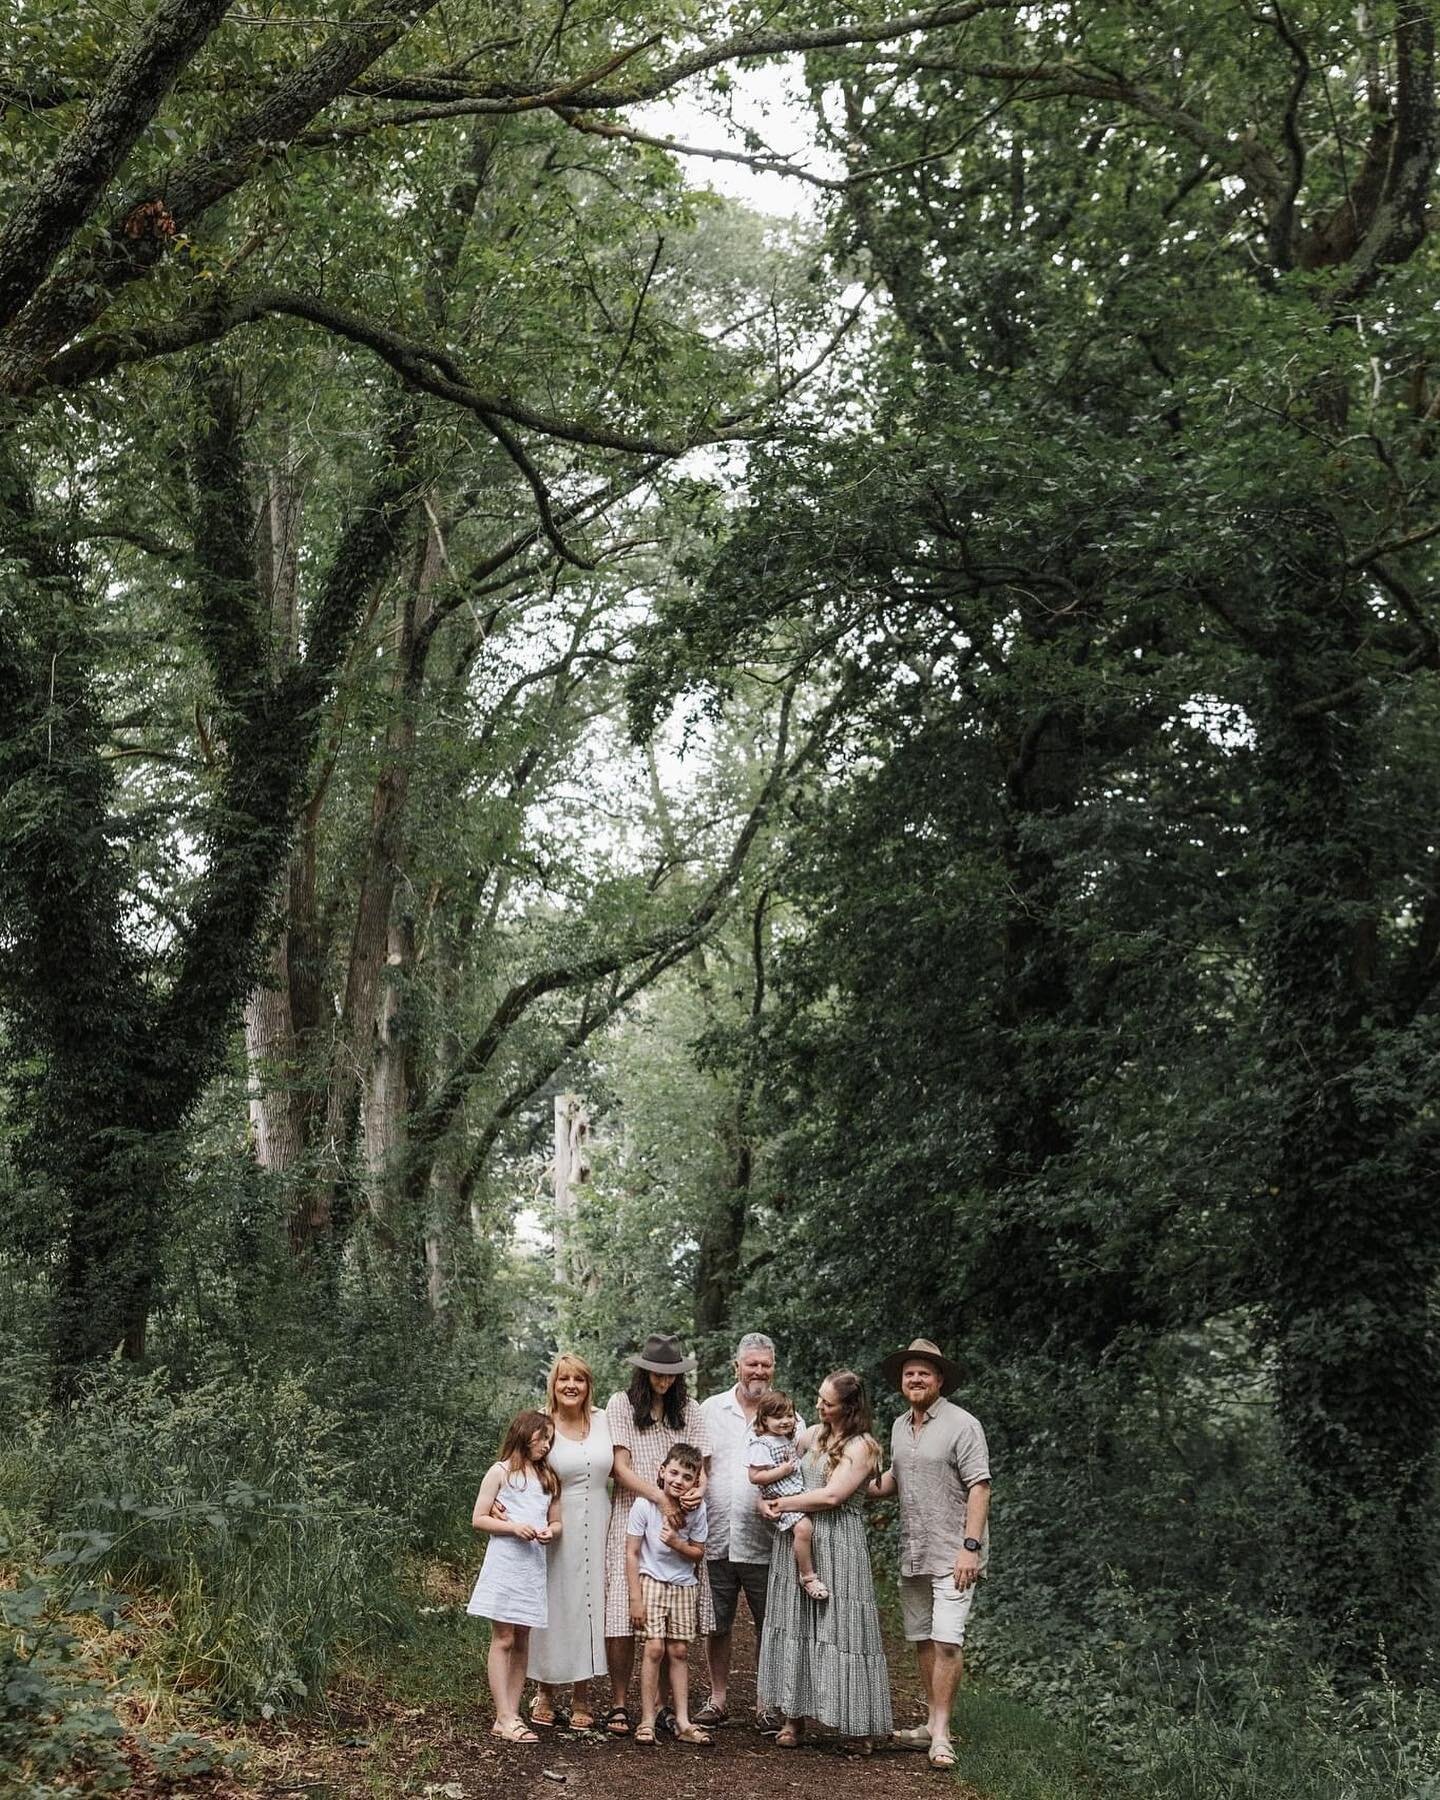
[756,1370,893,1746]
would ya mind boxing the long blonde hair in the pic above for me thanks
[816,1369,881,1476]
[545,1351,594,1420]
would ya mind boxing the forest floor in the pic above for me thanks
[151,1566,1104,1800]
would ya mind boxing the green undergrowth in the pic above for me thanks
[954,1683,1105,1800]
[954,1673,1440,1800]
[953,1665,1440,1800]
[352,1593,490,1715]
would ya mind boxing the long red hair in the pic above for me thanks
[497,1409,559,1496]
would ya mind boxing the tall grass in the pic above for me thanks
[5,1364,412,1716]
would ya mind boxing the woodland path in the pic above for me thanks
[235,1612,987,1800]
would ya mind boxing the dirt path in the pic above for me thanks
[236,1615,984,1800]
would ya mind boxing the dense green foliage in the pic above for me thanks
[4,1,1440,1794]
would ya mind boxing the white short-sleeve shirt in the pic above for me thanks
[699,1386,805,1564]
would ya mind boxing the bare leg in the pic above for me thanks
[793,1519,828,1599]
[606,1633,635,1713]
[705,1629,732,1711]
[507,1626,532,1722]
[668,1641,691,1731]
[489,1624,531,1728]
[927,1641,963,1746]
[487,1623,516,1725]
[640,1637,665,1731]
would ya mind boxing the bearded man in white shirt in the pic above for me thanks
[694,1331,802,1730]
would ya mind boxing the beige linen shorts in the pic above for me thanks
[636,1573,698,1642]
[899,1572,978,1644]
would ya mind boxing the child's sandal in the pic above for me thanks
[603,1706,632,1738]
[674,1725,714,1746]
[799,1573,830,1601]
[634,1723,657,1745]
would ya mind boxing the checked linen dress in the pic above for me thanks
[602,1390,714,1638]
[757,1448,893,1737]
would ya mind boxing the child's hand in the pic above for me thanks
[630,1597,647,1631]
[511,1520,539,1541]
[535,1524,554,1543]
[659,1523,680,1548]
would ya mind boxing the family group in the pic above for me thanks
[465,1330,992,1769]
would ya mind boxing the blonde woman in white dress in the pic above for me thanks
[527,1354,614,1730]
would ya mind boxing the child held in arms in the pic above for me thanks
[747,1389,827,1600]
[625,1441,713,1745]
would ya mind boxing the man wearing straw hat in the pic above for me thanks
[870,1337,991,1769]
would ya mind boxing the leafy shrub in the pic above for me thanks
[0,1571,128,1799]
[971,1336,1440,1799]
[32,1365,409,1716]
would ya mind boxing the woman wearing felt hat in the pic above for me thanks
[598,1333,713,1738]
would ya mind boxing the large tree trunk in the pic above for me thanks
[243,440,316,1175]
[363,914,420,1187]
[289,515,439,1248]
[245,930,305,1171]
[0,392,415,1388]
[692,890,768,1352]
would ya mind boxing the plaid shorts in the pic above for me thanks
[636,1574,698,1642]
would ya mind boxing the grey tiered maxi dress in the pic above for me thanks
[756,1450,893,1737]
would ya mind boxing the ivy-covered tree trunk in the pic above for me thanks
[1253,532,1439,1671]
[1,375,416,1388]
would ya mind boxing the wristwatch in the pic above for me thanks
[962,1537,983,1554]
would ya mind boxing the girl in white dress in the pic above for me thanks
[469,1410,562,1743]
[527,1354,614,1731]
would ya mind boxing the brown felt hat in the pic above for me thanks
[627,1332,697,1375]
[880,1337,962,1394]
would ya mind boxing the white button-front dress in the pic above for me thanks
[526,1411,614,1681]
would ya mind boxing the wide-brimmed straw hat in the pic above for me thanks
[627,1332,697,1376]
[880,1337,962,1394]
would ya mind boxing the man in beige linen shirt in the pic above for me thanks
[869,1336,991,1770]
